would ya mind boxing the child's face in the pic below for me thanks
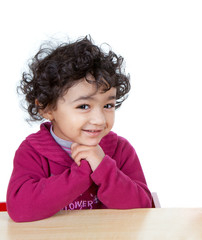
[46,79,116,146]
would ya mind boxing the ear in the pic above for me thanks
[35,99,54,121]
[40,109,54,121]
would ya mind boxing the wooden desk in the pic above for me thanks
[0,209,202,240]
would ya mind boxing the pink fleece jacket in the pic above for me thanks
[7,122,152,222]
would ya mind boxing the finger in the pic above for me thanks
[71,142,79,152]
[71,144,91,159]
[74,157,81,166]
[71,143,80,159]
[73,151,88,166]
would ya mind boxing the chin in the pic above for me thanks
[83,141,100,146]
[81,138,101,146]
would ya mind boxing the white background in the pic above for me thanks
[0,0,202,207]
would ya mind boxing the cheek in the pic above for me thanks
[107,112,115,128]
[66,114,87,128]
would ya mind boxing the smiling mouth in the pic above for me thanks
[82,129,103,136]
[84,130,101,132]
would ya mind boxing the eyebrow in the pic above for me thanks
[72,94,116,103]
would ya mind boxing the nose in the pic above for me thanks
[89,108,106,126]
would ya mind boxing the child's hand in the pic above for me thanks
[71,143,105,171]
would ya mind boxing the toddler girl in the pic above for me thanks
[7,36,152,222]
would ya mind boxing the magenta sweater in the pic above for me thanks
[7,122,152,222]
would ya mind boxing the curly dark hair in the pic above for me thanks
[18,35,130,121]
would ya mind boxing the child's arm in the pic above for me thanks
[6,141,92,222]
[92,138,152,208]
[90,138,152,209]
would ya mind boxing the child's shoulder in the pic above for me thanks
[102,131,131,145]
[17,122,53,152]
[26,122,51,140]
[100,131,132,156]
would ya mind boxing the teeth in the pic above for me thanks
[87,130,99,132]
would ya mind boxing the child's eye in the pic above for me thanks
[77,104,90,110]
[104,104,115,109]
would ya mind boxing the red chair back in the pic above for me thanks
[0,202,7,211]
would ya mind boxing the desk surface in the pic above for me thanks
[0,208,202,240]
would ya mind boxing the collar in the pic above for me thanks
[26,122,72,167]
[26,122,118,166]
[50,125,72,148]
